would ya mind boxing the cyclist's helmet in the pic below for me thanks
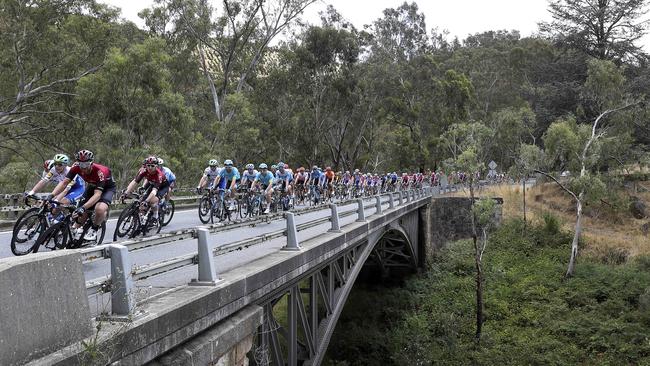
[246,163,254,170]
[312,165,318,170]
[271,164,277,170]
[224,159,233,166]
[208,159,218,167]
[345,170,350,174]
[43,159,54,171]
[53,154,70,165]
[278,162,284,169]
[144,156,158,165]
[157,158,164,166]
[259,163,268,169]
[325,166,331,171]
[354,169,360,173]
[75,149,94,162]
[298,167,305,172]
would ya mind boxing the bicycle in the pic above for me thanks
[114,191,162,241]
[158,197,175,227]
[240,187,263,218]
[203,187,233,223]
[32,200,106,252]
[10,195,56,255]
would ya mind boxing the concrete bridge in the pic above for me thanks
[0,188,493,365]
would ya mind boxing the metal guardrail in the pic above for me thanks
[85,188,435,315]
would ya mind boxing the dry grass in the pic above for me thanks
[448,181,650,260]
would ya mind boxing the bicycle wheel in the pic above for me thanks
[161,199,175,226]
[33,222,68,253]
[113,206,138,241]
[11,210,45,255]
[198,195,211,224]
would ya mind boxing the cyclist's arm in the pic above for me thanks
[28,176,50,195]
[51,178,72,197]
[198,175,207,188]
[124,179,139,195]
[82,188,102,210]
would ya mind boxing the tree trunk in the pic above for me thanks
[198,47,222,120]
[522,176,527,227]
[566,191,584,277]
[469,181,483,343]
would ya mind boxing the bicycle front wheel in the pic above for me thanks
[33,222,68,253]
[161,199,175,226]
[199,196,211,224]
[11,210,45,255]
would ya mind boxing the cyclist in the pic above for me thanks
[308,166,325,202]
[213,159,240,211]
[157,158,176,200]
[275,162,293,198]
[197,159,220,193]
[240,163,258,190]
[352,169,365,196]
[253,163,274,214]
[26,154,85,223]
[324,167,335,198]
[50,150,115,241]
[122,156,170,225]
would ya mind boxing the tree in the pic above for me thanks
[0,0,118,151]
[147,0,317,121]
[540,0,650,61]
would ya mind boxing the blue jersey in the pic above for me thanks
[241,169,258,183]
[275,169,293,182]
[256,171,274,186]
[162,167,176,183]
[219,167,240,182]
[310,170,322,181]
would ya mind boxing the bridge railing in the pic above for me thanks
[87,187,435,316]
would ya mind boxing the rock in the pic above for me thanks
[630,198,647,219]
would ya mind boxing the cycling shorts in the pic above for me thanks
[82,184,116,205]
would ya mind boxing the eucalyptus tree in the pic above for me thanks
[540,0,650,62]
[0,0,119,153]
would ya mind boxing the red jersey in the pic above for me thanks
[134,167,167,187]
[67,163,115,190]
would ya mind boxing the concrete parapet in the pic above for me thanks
[150,305,262,366]
[0,251,92,365]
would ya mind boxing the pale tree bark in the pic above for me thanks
[531,99,639,277]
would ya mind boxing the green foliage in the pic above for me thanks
[543,116,581,170]
[325,219,650,365]
[0,161,34,193]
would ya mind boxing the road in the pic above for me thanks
[0,195,396,316]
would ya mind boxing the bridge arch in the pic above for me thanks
[257,220,419,366]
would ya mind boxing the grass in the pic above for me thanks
[449,179,650,260]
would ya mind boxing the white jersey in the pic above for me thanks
[41,166,70,184]
[241,169,258,183]
[203,167,221,181]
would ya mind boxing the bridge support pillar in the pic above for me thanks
[375,196,383,214]
[110,244,135,316]
[387,193,394,209]
[398,191,404,205]
[356,199,366,222]
[405,190,411,203]
[329,203,341,232]
[283,212,301,251]
[192,228,218,285]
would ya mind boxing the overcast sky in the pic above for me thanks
[101,0,650,51]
